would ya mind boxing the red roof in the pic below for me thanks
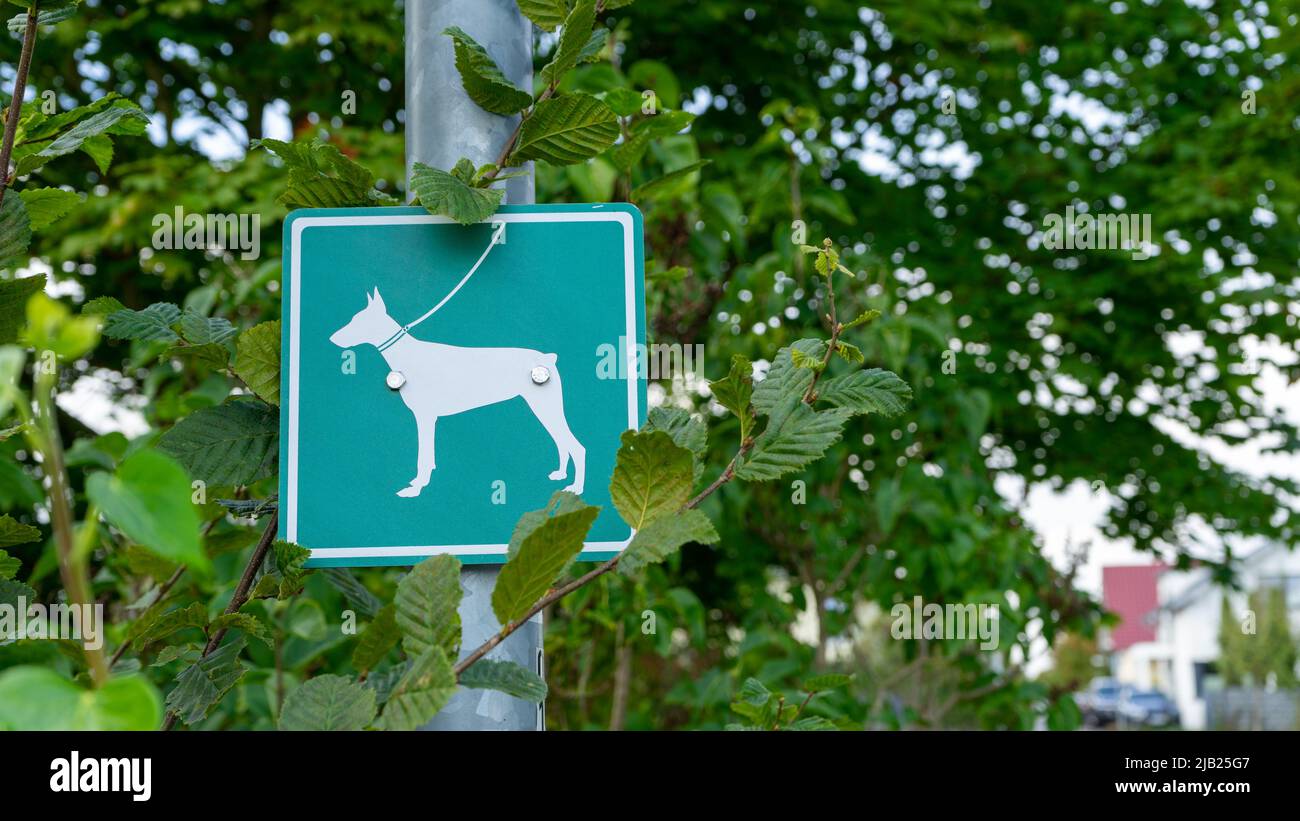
[1102,564,1164,650]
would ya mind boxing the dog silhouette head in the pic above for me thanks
[329,288,399,348]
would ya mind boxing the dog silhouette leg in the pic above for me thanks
[523,375,585,495]
[397,415,437,498]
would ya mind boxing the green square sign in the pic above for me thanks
[279,204,645,567]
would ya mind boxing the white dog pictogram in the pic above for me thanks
[329,288,586,498]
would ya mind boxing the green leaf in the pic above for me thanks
[156,400,278,487]
[0,275,43,345]
[0,194,32,270]
[375,646,456,730]
[351,604,400,672]
[86,450,209,574]
[459,659,548,702]
[168,341,230,370]
[17,187,79,231]
[506,490,590,560]
[233,320,280,406]
[5,2,79,33]
[0,513,40,548]
[842,308,881,329]
[817,368,912,417]
[165,638,246,725]
[409,161,503,226]
[0,549,18,580]
[602,87,646,117]
[0,668,162,731]
[736,404,853,482]
[517,0,567,31]
[617,508,718,577]
[211,612,272,647]
[279,674,377,731]
[492,505,599,626]
[751,340,822,416]
[643,406,706,483]
[394,554,462,659]
[631,159,710,201]
[609,430,693,529]
[265,540,311,599]
[708,354,755,441]
[0,578,34,610]
[322,567,382,618]
[178,309,236,345]
[102,302,181,342]
[131,603,208,649]
[803,673,853,691]
[631,109,694,137]
[738,677,772,706]
[443,27,533,115]
[511,92,619,166]
[834,340,865,365]
[14,102,148,177]
[23,292,99,358]
[538,0,597,89]
[81,295,125,316]
[256,139,396,209]
[790,341,828,371]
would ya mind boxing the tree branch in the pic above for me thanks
[0,2,41,200]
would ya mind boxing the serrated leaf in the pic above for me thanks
[709,354,755,442]
[0,578,34,611]
[790,716,838,731]
[279,674,376,731]
[375,646,456,730]
[617,509,718,577]
[643,406,706,483]
[179,309,236,345]
[834,340,865,364]
[790,341,827,371]
[14,102,148,177]
[233,320,280,405]
[86,450,209,574]
[507,491,591,560]
[80,295,125,316]
[131,602,208,650]
[492,506,598,626]
[323,567,382,618]
[156,400,278,487]
[394,554,462,659]
[0,275,43,344]
[0,549,18,580]
[738,677,771,706]
[17,187,79,231]
[602,88,646,117]
[609,430,693,529]
[0,195,32,271]
[517,0,567,31]
[511,92,619,166]
[631,109,694,137]
[102,302,180,342]
[443,27,532,115]
[256,139,395,209]
[6,2,78,32]
[351,604,400,672]
[736,404,852,482]
[817,368,912,417]
[165,638,246,725]
[211,612,271,647]
[410,161,503,226]
[168,341,230,370]
[842,308,881,329]
[752,340,822,416]
[0,514,40,548]
[538,1,597,89]
[459,659,548,702]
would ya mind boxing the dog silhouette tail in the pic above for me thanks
[541,352,558,366]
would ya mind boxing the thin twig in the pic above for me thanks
[161,513,278,730]
[0,2,40,200]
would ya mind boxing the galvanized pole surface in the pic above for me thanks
[406,0,542,731]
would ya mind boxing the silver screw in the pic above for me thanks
[386,371,406,390]
[530,366,550,385]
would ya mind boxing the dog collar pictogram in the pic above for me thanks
[377,221,505,355]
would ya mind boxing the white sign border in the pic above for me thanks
[285,209,639,562]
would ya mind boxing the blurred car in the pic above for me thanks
[1078,677,1123,726]
[1118,689,1180,728]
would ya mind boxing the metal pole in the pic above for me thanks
[406,0,543,731]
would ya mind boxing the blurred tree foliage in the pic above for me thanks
[2,0,1296,729]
